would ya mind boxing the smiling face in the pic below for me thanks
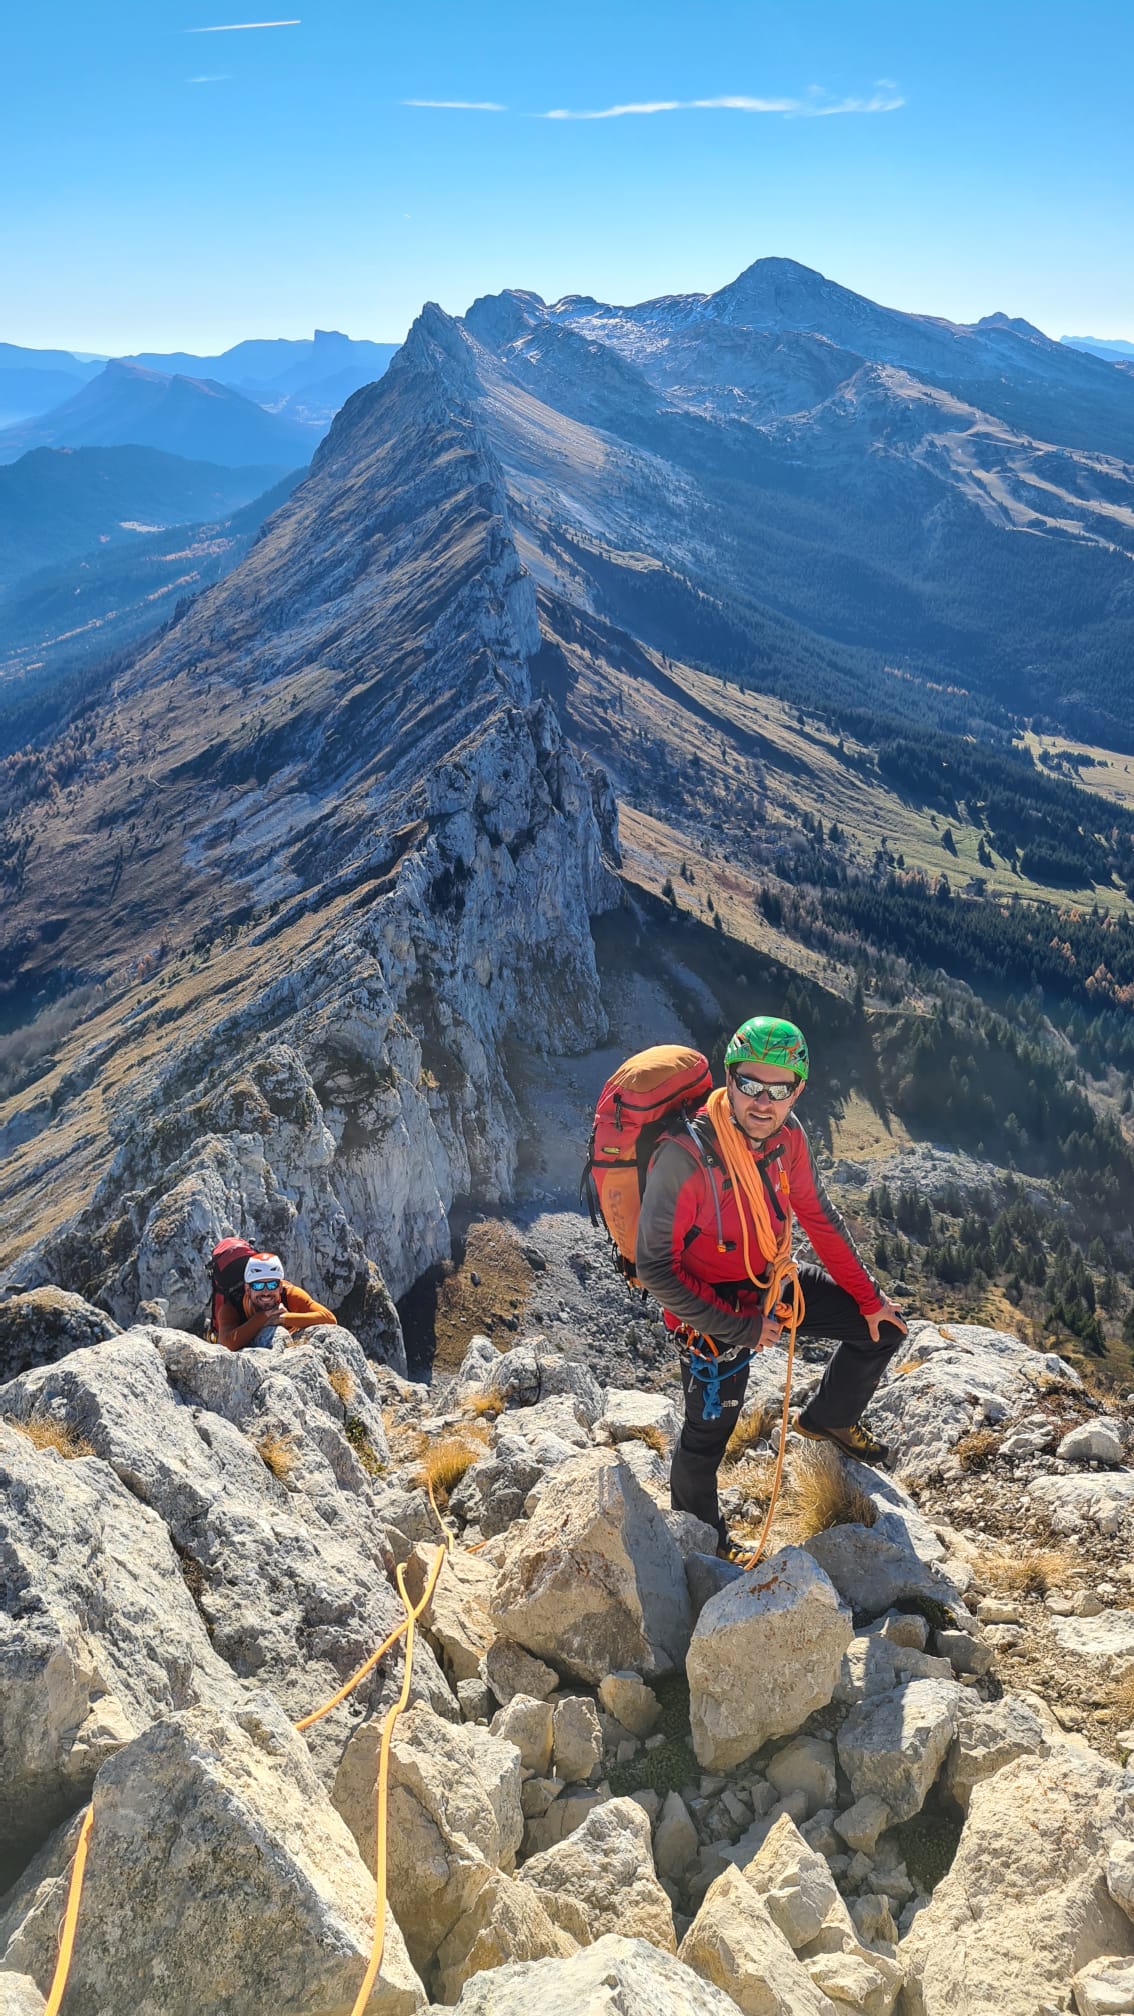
[245,1277,283,1315]
[726,1062,802,1144]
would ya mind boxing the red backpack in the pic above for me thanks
[205,1237,256,1339]
[582,1045,713,1291]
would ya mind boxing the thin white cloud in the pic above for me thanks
[538,89,903,120]
[403,98,507,111]
[189,72,230,81]
[186,19,300,31]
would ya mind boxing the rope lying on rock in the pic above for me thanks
[42,1480,455,2015]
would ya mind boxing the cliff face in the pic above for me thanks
[1,308,620,1357]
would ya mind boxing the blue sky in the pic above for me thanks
[3,0,1132,353]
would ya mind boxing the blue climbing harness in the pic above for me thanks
[683,1336,754,1422]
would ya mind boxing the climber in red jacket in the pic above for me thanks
[635,1015,907,1553]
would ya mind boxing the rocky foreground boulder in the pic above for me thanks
[1,1309,1133,2012]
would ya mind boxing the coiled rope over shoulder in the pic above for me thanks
[705,1087,805,1571]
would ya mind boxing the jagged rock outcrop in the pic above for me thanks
[687,1548,852,1769]
[0,1289,121,1383]
[428,1933,744,2014]
[488,1448,692,1684]
[900,1748,1134,2015]
[0,1702,425,2016]
[1,305,620,1360]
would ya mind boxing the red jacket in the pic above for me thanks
[635,1108,880,1354]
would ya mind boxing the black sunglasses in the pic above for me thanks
[730,1071,798,1103]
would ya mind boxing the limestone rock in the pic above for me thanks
[482,1639,558,1705]
[835,1795,891,1855]
[901,1748,1134,2015]
[486,1343,604,1428]
[866,1322,1075,1472]
[766,1736,838,1816]
[520,1797,676,1953]
[1059,1421,1125,1466]
[0,1703,424,2015]
[0,1417,235,1880]
[0,1977,45,2016]
[679,1865,840,2014]
[333,1701,522,1979]
[433,1871,577,2004]
[597,1388,680,1456]
[806,1524,964,1623]
[404,1542,496,1684]
[1049,1612,1134,1667]
[1072,1954,1134,2014]
[686,1550,745,1616]
[0,1287,121,1382]
[837,1679,963,1822]
[2,1330,411,1766]
[834,1633,954,1706]
[598,1670,662,1737]
[1026,1471,1134,1537]
[802,1946,902,2016]
[432,1932,745,2014]
[491,1695,554,1776]
[522,1789,604,1858]
[687,1548,852,1770]
[1107,1841,1134,1921]
[552,1696,603,1784]
[942,1694,1048,1813]
[655,1791,699,1880]
[740,1812,847,1950]
[934,1627,993,1677]
[489,1449,691,1684]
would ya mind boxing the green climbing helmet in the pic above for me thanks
[724,1016,810,1083]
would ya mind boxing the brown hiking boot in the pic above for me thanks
[716,1536,751,1565]
[793,1411,891,1467]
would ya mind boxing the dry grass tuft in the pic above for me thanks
[784,1444,878,1540]
[413,1426,491,1504]
[257,1430,299,1482]
[327,1365,355,1406]
[955,1427,1002,1472]
[976,1546,1074,1598]
[721,1405,770,1472]
[463,1392,505,1421]
[8,1415,95,1460]
[615,1422,671,1457]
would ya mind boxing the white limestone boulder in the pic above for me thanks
[1059,1421,1126,1466]
[1107,1841,1134,1921]
[431,1932,747,2013]
[1026,1471,1134,1538]
[489,1449,691,1684]
[687,1547,852,1769]
[403,1542,496,1685]
[806,1524,966,1622]
[596,1388,680,1457]
[1072,1955,1134,2015]
[0,1418,237,1879]
[0,1702,424,2016]
[900,1748,1134,2015]
[432,1871,577,2004]
[1049,1613,1134,1668]
[520,1797,676,1953]
[333,1701,522,1982]
[679,1864,840,2014]
[837,1679,964,1822]
[942,1694,1049,1812]
[866,1322,1075,1473]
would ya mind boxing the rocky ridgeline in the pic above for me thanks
[2,1306,1134,2015]
[0,306,621,1363]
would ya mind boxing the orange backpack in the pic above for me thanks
[582,1045,713,1290]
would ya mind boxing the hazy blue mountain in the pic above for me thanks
[0,445,293,595]
[0,344,102,426]
[0,472,301,756]
[1062,334,1134,359]
[0,361,318,468]
[120,330,398,406]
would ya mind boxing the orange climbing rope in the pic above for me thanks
[40,1480,455,2013]
[705,1088,806,1569]
[43,1805,93,2016]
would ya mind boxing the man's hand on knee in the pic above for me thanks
[865,1297,907,1343]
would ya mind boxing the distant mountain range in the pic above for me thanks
[0,362,317,469]
[0,330,398,433]
[1062,335,1134,360]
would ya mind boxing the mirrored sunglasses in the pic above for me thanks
[730,1071,798,1103]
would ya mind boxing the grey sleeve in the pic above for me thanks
[636,1138,762,1355]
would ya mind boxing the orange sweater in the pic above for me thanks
[217,1281,336,1352]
